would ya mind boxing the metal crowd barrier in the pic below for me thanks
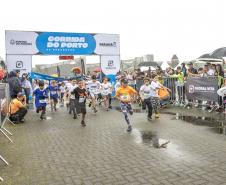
[162,77,226,111]
[0,83,15,182]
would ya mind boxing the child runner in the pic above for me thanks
[59,82,66,106]
[72,79,88,126]
[150,76,162,118]
[68,80,78,119]
[101,78,112,111]
[116,79,137,132]
[47,80,59,112]
[87,75,101,113]
[33,81,48,120]
[139,77,153,121]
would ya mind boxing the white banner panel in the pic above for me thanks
[6,55,32,75]
[5,31,39,55]
[100,55,120,75]
[94,34,120,55]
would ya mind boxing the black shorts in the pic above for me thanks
[75,100,86,114]
[50,97,58,103]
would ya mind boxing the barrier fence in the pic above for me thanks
[0,83,15,182]
[163,77,226,111]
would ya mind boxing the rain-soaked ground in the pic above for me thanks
[1,104,226,184]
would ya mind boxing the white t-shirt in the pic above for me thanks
[69,84,78,99]
[87,81,101,95]
[140,84,158,99]
[101,82,112,95]
[60,86,67,93]
[207,69,215,76]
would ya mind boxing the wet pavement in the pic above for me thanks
[1,105,226,185]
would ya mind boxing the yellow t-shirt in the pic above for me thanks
[10,98,24,114]
[116,86,137,102]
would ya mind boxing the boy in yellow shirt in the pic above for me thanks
[116,79,137,132]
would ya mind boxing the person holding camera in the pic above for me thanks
[9,93,28,123]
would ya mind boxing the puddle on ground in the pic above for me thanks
[132,129,170,149]
[173,113,226,135]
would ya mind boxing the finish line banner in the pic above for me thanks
[5,30,120,55]
[185,77,218,102]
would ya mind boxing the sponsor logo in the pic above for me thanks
[99,42,116,47]
[16,61,23,68]
[10,39,32,46]
[189,85,194,93]
[108,60,114,67]
[106,60,116,70]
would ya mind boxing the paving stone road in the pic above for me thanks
[0,105,226,185]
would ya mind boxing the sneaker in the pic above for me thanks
[148,117,152,121]
[88,102,92,107]
[127,125,132,132]
[109,105,112,109]
[54,107,57,111]
[73,114,78,119]
[19,118,25,123]
[129,110,133,115]
[81,120,86,127]
[94,108,98,113]
[155,113,160,119]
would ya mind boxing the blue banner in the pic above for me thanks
[36,32,96,55]
[29,72,65,81]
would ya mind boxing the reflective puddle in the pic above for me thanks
[173,113,226,134]
[132,129,170,149]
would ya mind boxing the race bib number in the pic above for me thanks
[51,91,57,95]
[39,99,46,104]
[121,94,130,101]
[79,97,85,103]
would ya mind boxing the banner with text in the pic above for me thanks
[5,31,120,55]
[185,77,218,102]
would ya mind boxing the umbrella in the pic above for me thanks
[71,67,81,74]
[210,47,226,58]
[93,67,101,72]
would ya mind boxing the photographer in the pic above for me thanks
[9,93,27,123]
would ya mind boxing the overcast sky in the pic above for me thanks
[0,0,225,64]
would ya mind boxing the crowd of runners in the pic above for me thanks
[29,72,171,132]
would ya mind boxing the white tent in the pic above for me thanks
[161,61,170,70]
[140,66,156,72]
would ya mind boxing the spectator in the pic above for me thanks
[215,64,224,87]
[8,71,22,99]
[181,63,187,77]
[187,62,198,77]
[21,73,32,105]
[207,62,215,76]
[9,93,27,123]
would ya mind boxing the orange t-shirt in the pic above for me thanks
[116,86,137,102]
[9,98,24,114]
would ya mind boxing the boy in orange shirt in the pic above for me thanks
[116,79,137,132]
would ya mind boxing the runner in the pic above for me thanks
[33,80,48,120]
[72,79,88,126]
[101,77,112,111]
[139,77,153,121]
[116,79,137,132]
[68,80,78,119]
[59,82,66,106]
[149,75,162,118]
[47,80,60,112]
[87,75,101,113]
